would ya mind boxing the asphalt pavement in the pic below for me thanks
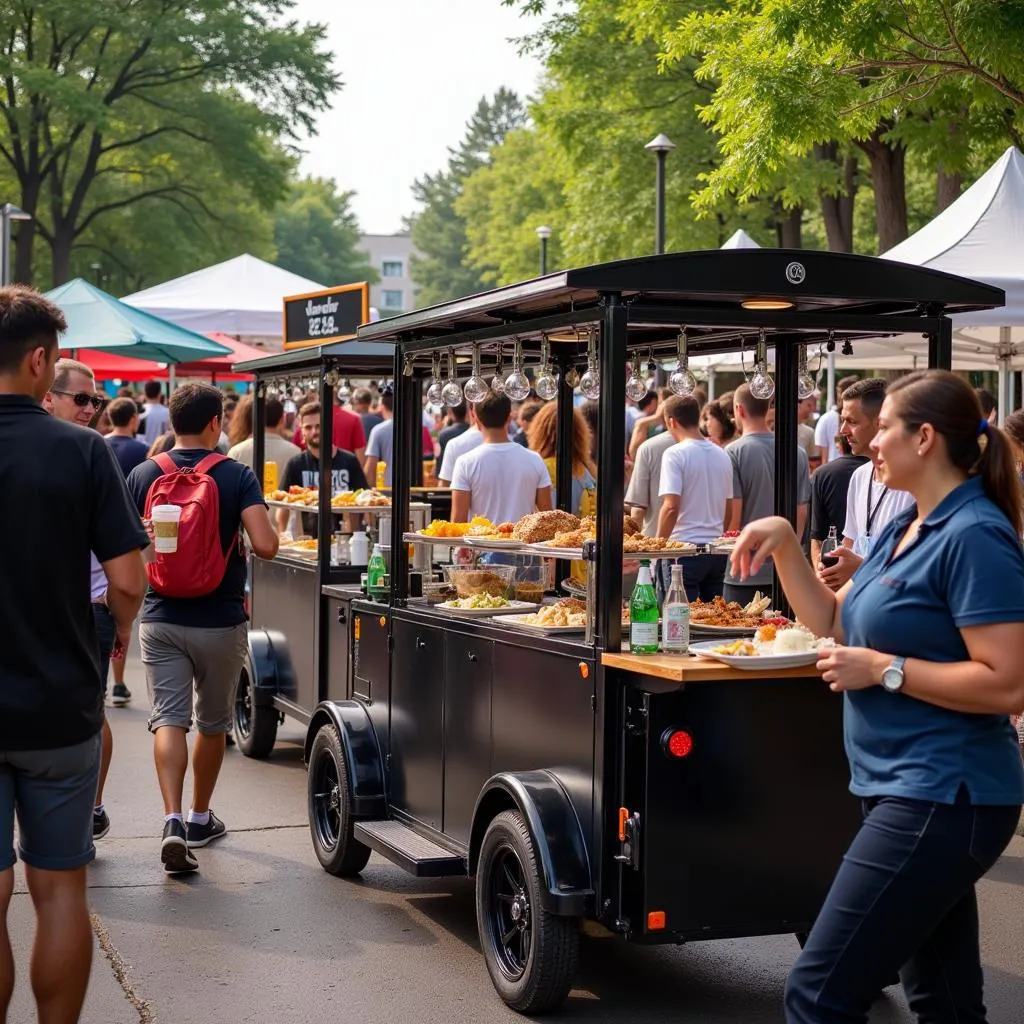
[7,648,1024,1023]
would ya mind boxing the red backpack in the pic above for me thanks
[143,452,233,599]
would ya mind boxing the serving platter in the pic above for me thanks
[689,640,820,670]
[434,600,540,617]
[494,613,587,635]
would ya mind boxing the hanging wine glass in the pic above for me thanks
[579,329,601,400]
[625,353,649,402]
[669,328,697,397]
[426,352,445,405]
[534,335,559,401]
[503,338,531,402]
[441,349,463,407]
[749,329,775,400]
[796,343,816,400]
[463,345,490,404]
[489,346,505,395]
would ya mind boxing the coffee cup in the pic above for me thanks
[151,504,182,553]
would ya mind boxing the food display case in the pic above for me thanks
[236,250,1003,1014]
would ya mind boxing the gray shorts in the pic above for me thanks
[0,735,101,871]
[139,622,248,736]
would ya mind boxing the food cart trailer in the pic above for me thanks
[237,250,1002,1013]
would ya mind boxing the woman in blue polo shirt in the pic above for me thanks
[731,370,1024,1024]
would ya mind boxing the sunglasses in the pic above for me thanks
[51,389,106,411]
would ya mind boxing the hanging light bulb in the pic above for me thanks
[503,337,531,402]
[796,344,816,400]
[441,349,463,407]
[426,352,445,405]
[534,335,559,401]
[489,346,505,395]
[579,329,601,400]
[749,329,775,400]
[463,345,489,404]
[669,328,697,397]
[625,353,649,402]
[336,378,352,404]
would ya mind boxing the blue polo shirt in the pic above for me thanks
[842,476,1024,805]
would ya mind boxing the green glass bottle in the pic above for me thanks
[629,560,660,654]
[367,543,388,600]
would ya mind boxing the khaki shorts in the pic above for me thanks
[139,622,248,735]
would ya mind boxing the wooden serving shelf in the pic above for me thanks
[601,651,824,684]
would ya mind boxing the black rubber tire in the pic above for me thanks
[476,809,579,1014]
[232,655,278,759]
[307,725,371,877]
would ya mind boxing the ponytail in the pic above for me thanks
[975,422,1023,535]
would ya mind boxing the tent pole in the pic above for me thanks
[998,327,1011,425]
[168,365,176,395]
[706,368,716,401]
[826,351,836,413]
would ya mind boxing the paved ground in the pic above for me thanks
[7,648,1024,1023]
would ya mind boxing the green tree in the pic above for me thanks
[408,88,526,304]
[0,0,338,284]
[274,177,377,286]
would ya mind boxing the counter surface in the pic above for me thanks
[602,651,824,684]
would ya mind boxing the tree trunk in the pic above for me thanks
[12,177,42,285]
[50,227,75,287]
[775,204,802,248]
[857,126,908,253]
[937,170,962,212]
[814,141,857,252]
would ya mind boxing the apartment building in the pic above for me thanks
[359,233,419,317]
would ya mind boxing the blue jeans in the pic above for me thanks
[656,553,727,603]
[785,790,1020,1023]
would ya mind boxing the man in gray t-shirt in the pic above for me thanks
[625,429,676,536]
[724,386,810,603]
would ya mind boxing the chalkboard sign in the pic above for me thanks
[282,283,368,350]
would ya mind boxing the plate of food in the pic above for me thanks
[622,535,697,556]
[710,530,741,551]
[690,626,832,670]
[435,595,540,616]
[497,599,588,634]
[417,516,495,539]
[689,592,788,636]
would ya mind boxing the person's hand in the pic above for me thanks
[112,623,132,661]
[729,516,797,581]
[816,645,889,693]
[817,545,861,591]
[141,517,155,544]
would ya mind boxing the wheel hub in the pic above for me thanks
[510,893,529,926]
[329,785,340,811]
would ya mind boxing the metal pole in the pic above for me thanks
[998,326,1012,426]
[706,368,717,402]
[774,338,799,619]
[540,236,548,277]
[655,151,667,255]
[928,316,952,370]
[826,350,836,414]
[0,210,9,286]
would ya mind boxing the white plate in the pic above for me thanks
[495,613,587,635]
[435,600,540,617]
[690,622,759,636]
[527,543,585,558]
[689,640,820,670]
[464,536,524,548]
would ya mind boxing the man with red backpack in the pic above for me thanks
[126,383,278,874]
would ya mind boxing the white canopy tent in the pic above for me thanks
[720,228,762,250]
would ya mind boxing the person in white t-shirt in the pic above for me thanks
[438,408,482,485]
[818,377,914,590]
[815,375,859,466]
[656,395,734,600]
[450,390,552,525]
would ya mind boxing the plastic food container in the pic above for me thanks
[442,564,516,599]
[423,581,458,605]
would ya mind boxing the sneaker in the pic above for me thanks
[161,818,199,874]
[93,807,110,840]
[186,810,227,849]
[111,683,131,707]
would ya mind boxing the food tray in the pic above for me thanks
[463,536,524,549]
[495,613,587,635]
[689,640,820,671]
[434,600,540,617]
[527,543,584,558]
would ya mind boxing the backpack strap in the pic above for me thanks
[152,452,178,475]
[194,452,229,475]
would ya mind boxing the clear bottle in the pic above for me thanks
[350,529,370,565]
[367,543,388,599]
[661,564,690,654]
[629,560,660,654]
[821,525,839,567]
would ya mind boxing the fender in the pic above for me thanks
[304,701,387,819]
[246,629,296,706]
[470,770,594,917]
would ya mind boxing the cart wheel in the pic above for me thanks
[307,725,371,877]
[232,656,277,759]
[476,810,578,1014]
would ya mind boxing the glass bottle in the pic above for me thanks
[367,543,388,599]
[629,560,660,654]
[661,564,690,654]
[821,525,839,567]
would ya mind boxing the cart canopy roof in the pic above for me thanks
[235,338,396,376]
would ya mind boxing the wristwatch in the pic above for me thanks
[881,656,906,693]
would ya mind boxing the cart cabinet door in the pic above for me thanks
[629,681,859,940]
[325,597,352,703]
[443,632,493,845]
[390,619,445,829]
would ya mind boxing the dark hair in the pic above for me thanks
[107,396,138,428]
[704,398,736,443]
[888,370,1022,532]
[836,375,859,400]
[836,432,853,456]
[579,399,599,463]
[717,389,734,419]
[1003,409,1024,451]
[518,399,544,424]
[636,390,659,413]
[663,395,700,430]
[380,391,394,413]
[168,382,223,437]
[265,397,285,429]
[228,393,254,448]
[692,386,708,410]
[448,400,467,421]
[0,286,66,373]
[143,379,162,400]
[476,389,512,429]
[842,376,887,419]
[975,388,996,417]
[298,400,321,420]
[734,383,771,419]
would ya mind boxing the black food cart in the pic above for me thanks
[237,250,1002,1013]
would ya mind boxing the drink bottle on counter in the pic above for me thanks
[821,525,839,567]
[367,543,388,599]
[629,560,660,654]
[350,529,370,565]
[661,563,690,654]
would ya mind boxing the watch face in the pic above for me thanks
[882,668,903,692]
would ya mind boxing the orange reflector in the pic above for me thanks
[579,661,590,679]
[647,911,666,931]
[665,729,694,759]
[618,807,629,842]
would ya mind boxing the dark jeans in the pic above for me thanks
[785,790,1021,1023]
[92,602,115,697]
[656,553,727,603]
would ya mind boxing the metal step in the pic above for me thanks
[354,820,467,877]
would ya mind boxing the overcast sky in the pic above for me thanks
[289,0,545,235]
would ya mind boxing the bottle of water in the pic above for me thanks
[661,564,690,654]
[629,560,660,654]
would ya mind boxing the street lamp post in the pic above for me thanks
[535,225,552,276]
[644,134,676,255]
[1,203,33,286]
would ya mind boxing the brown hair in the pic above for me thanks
[1003,409,1024,452]
[475,389,512,429]
[704,398,736,443]
[228,393,254,448]
[52,357,94,391]
[734,382,771,419]
[528,401,596,478]
[663,395,700,430]
[0,286,67,373]
[888,370,1022,532]
[147,431,175,457]
[298,400,321,420]
[107,396,138,428]
[168,382,223,436]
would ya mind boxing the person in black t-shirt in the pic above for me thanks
[809,433,868,566]
[0,286,148,1022]
[126,383,279,874]
[105,396,149,478]
[277,400,368,534]
[437,400,471,465]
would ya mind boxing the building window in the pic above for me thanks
[382,260,404,278]
[382,289,404,310]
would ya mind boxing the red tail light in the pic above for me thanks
[662,728,694,759]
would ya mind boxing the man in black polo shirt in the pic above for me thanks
[0,285,148,1023]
